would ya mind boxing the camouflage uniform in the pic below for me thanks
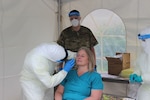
[57,26,98,52]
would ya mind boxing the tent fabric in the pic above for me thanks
[0,0,58,100]
[0,0,150,100]
[61,0,150,68]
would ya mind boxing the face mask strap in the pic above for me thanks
[138,34,150,41]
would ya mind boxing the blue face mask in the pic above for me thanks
[56,60,63,63]
[138,34,150,41]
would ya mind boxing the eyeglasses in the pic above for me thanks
[138,34,150,41]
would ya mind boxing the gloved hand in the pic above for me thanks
[129,74,138,83]
[63,59,75,72]
[134,75,143,83]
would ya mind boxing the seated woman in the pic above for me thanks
[55,47,104,100]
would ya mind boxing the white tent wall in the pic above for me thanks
[0,0,58,100]
[60,0,150,98]
[61,0,150,66]
[0,0,150,100]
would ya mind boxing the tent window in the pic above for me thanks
[81,9,126,73]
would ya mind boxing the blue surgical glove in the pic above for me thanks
[135,75,143,83]
[63,59,75,72]
[129,74,138,83]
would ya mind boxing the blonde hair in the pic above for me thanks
[74,47,95,72]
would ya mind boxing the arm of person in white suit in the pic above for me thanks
[31,57,75,88]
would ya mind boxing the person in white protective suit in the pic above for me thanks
[129,27,150,100]
[20,42,75,100]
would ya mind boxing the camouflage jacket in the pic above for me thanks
[57,26,98,52]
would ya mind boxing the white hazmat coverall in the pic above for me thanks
[132,27,150,100]
[20,42,74,100]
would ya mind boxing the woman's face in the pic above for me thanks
[76,49,89,66]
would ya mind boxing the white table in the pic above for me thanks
[100,73,139,99]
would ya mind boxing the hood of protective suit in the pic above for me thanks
[139,27,150,54]
[36,42,67,62]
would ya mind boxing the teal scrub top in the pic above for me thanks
[61,70,104,100]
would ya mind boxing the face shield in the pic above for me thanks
[138,34,150,41]
[56,49,68,63]
[138,33,150,54]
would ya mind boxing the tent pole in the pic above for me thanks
[57,0,62,36]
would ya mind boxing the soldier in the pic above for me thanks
[57,10,98,70]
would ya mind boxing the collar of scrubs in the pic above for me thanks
[138,34,150,41]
